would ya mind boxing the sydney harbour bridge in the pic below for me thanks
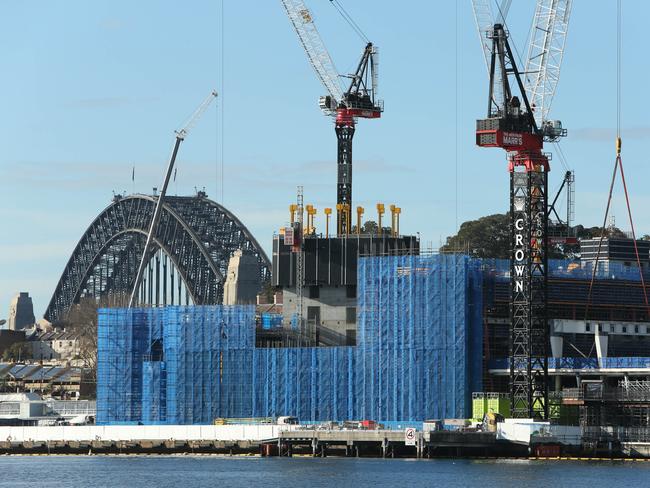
[44,192,271,324]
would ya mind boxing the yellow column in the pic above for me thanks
[324,208,332,238]
[356,206,364,235]
[289,204,297,225]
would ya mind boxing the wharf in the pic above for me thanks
[0,424,291,455]
[277,429,526,458]
[0,424,622,458]
[0,425,517,457]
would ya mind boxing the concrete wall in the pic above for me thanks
[282,286,356,344]
[0,424,298,442]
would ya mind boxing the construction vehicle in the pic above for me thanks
[280,0,383,235]
[471,0,572,419]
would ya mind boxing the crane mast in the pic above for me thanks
[472,0,571,419]
[280,0,382,235]
[129,90,218,308]
[476,24,550,419]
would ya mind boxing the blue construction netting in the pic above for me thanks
[96,254,483,425]
[142,361,166,423]
[96,308,150,423]
[356,253,483,420]
[260,313,282,329]
[482,258,650,282]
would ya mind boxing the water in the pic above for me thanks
[0,456,647,487]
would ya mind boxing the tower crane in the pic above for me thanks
[471,0,572,419]
[129,90,218,308]
[280,0,383,235]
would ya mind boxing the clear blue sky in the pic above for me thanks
[1,0,649,318]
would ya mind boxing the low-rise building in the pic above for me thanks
[0,362,90,399]
[28,329,81,362]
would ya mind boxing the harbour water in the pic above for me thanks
[0,456,646,487]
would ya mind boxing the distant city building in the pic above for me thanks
[7,292,35,331]
[581,237,650,272]
[223,250,262,305]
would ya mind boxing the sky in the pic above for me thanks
[1,0,649,319]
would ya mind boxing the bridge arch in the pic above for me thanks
[45,194,270,323]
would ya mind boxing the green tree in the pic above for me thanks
[441,213,634,259]
[350,220,392,235]
[441,214,510,258]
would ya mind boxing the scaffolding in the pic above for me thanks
[97,255,484,425]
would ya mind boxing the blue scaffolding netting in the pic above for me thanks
[96,254,483,425]
[483,258,650,282]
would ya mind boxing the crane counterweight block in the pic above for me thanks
[476,128,543,153]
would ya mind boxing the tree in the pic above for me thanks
[2,342,31,362]
[441,214,510,258]
[350,220,392,235]
[61,297,101,395]
[259,280,275,303]
[441,213,634,259]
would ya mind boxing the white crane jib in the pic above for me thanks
[471,0,512,116]
[524,0,572,134]
[128,90,218,308]
[280,0,344,113]
[471,0,513,73]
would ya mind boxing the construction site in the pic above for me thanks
[6,0,650,460]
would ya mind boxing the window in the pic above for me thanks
[346,285,357,299]
[346,307,356,324]
[309,286,320,299]
[635,326,639,333]
[585,324,591,332]
[307,306,320,325]
[622,326,627,333]
[598,325,602,332]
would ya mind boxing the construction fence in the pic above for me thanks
[97,254,483,424]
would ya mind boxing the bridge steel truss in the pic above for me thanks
[45,194,270,324]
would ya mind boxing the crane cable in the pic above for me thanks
[329,0,369,43]
[585,0,650,323]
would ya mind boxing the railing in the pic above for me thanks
[562,386,650,403]
[47,400,96,417]
[0,403,21,416]
[583,426,650,443]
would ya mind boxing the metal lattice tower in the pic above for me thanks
[510,156,549,418]
[476,23,552,419]
[295,186,305,342]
